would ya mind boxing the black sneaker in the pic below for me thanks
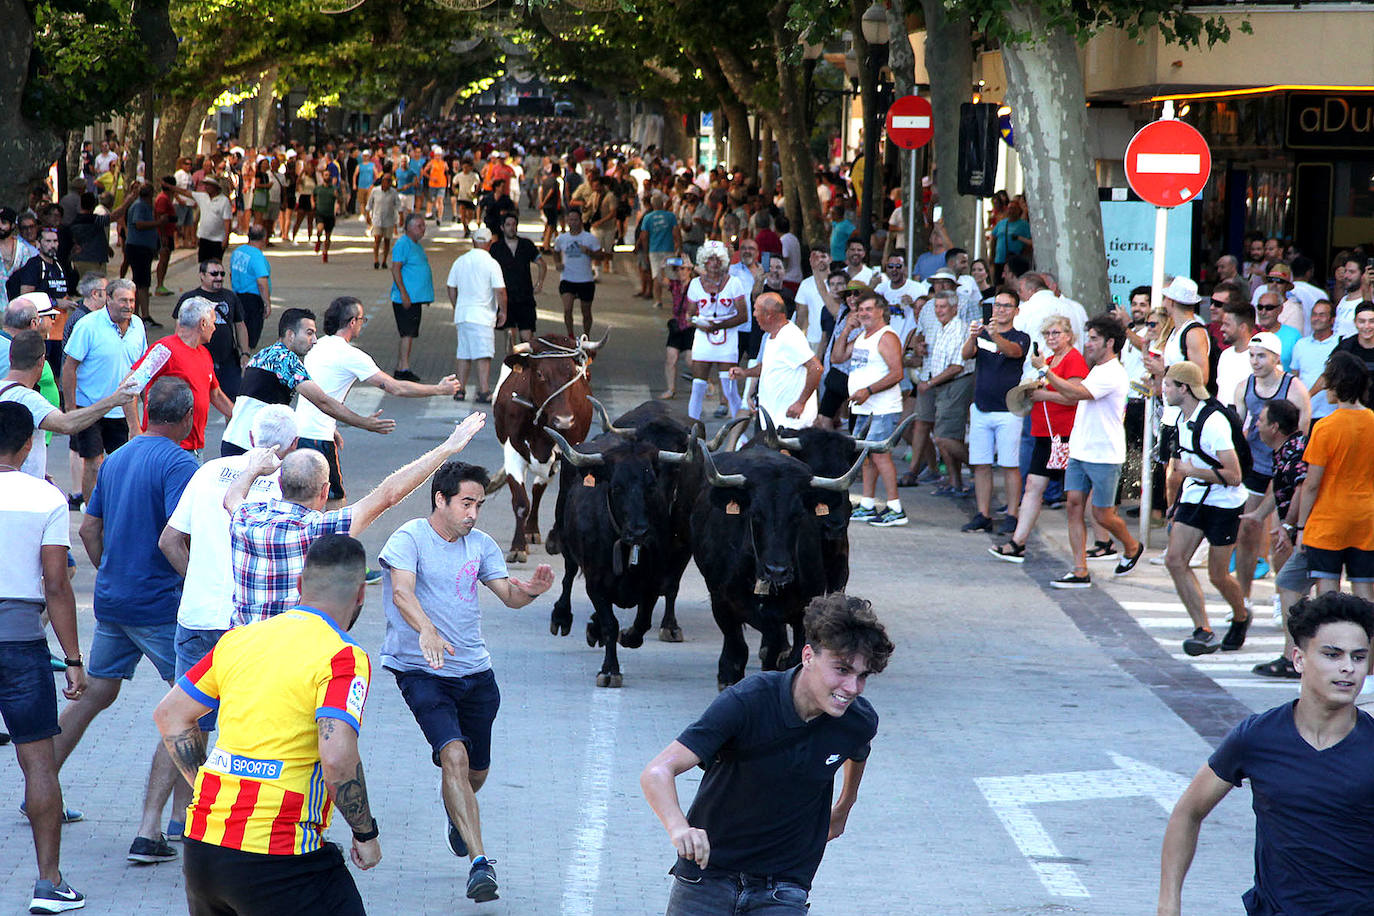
[1113,543,1145,577]
[66,493,83,512]
[127,834,177,864]
[961,513,993,533]
[446,819,468,857]
[1183,627,1221,656]
[29,877,84,913]
[1252,656,1301,679]
[1221,615,1251,652]
[1049,572,1091,589]
[997,515,1018,536]
[467,858,499,902]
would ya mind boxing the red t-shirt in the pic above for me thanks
[154,191,176,243]
[754,228,783,257]
[1030,347,1088,438]
[132,333,218,450]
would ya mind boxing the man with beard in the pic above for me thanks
[1333,253,1374,339]
[489,212,544,347]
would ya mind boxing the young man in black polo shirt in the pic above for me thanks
[640,594,893,914]
[490,212,545,348]
[1159,592,1374,915]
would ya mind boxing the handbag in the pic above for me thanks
[1042,401,1069,470]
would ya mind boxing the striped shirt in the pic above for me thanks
[179,606,371,855]
[230,499,353,626]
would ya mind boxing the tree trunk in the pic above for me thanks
[758,119,772,191]
[767,4,825,250]
[251,65,279,148]
[0,0,62,207]
[721,97,754,175]
[64,129,84,187]
[920,0,976,255]
[154,96,193,176]
[181,98,209,156]
[1000,2,1109,311]
[662,103,690,162]
[849,0,880,251]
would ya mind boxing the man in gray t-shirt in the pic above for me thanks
[378,459,552,903]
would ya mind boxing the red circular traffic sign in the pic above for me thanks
[1124,120,1211,208]
[886,95,933,150]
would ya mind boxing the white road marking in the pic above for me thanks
[561,690,623,916]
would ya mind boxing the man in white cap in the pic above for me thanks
[445,226,507,404]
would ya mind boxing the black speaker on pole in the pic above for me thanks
[958,102,1000,197]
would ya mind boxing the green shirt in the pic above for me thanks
[314,185,337,217]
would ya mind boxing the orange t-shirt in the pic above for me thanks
[1302,407,1374,550]
[423,158,449,189]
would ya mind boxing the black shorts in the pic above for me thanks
[317,214,336,233]
[542,206,560,224]
[392,667,501,770]
[197,238,225,263]
[665,320,695,352]
[1172,502,1242,547]
[0,640,59,745]
[392,300,427,338]
[297,194,313,210]
[499,298,537,332]
[69,415,129,458]
[239,293,266,349]
[297,437,345,500]
[559,280,596,303]
[818,368,848,420]
[125,244,156,288]
[1305,545,1374,582]
[183,838,364,916]
[1242,469,1272,497]
[1028,435,1066,482]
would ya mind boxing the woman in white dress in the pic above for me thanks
[687,240,748,420]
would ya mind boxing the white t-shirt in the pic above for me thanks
[1177,402,1247,508]
[168,456,282,630]
[296,335,381,440]
[0,471,67,642]
[873,277,928,309]
[555,231,601,284]
[1335,294,1362,339]
[1215,345,1252,408]
[796,276,828,346]
[190,191,233,242]
[445,248,506,325]
[0,383,57,479]
[848,265,878,287]
[1068,358,1128,464]
[757,323,818,427]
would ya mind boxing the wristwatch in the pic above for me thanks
[352,818,379,842]
[1282,523,1301,539]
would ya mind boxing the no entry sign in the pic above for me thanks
[1124,120,1211,208]
[886,95,933,150]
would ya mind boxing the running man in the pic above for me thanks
[379,459,553,902]
[553,207,609,338]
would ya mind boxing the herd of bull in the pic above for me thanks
[488,335,910,689]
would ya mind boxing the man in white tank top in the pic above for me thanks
[830,290,907,527]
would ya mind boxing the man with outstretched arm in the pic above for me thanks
[154,535,381,916]
[640,594,893,915]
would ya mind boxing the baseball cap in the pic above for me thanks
[1164,361,1209,400]
[470,225,493,244]
[1249,331,1283,357]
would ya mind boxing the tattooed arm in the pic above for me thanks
[318,716,382,869]
[153,686,213,787]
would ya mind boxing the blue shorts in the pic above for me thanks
[853,411,901,445]
[175,625,229,730]
[391,667,500,770]
[1064,458,1122,509]
[0,640,60,745]
[87,619,176,682]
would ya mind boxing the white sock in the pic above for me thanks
[688,378,708,420]
[887,498,902,513]
[720,372,741,415]
[859,496,875,509]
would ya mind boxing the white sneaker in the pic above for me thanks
[1149,551,1168,566]
[1189,542,1208,568]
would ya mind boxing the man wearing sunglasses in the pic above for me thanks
[173,260,250,400]
[1253,291,1301,371]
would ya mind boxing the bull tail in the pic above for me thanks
[485,468,509,495]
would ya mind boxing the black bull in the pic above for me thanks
[690,442,867,691]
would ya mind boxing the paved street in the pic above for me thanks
[0,214,1283,915]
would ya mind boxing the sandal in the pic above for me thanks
[475,391,492,404]
[988,540,1026,564]
[897,472,921,488]
[1085,540,1117,560]
[453,388,466,402]
[1251,656,1300,679]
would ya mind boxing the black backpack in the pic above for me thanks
[1178,321,1221,397]
[1179,397,1253,485]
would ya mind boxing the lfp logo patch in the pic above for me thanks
[346,676,368,720]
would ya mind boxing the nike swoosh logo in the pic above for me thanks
[825,754,842,765]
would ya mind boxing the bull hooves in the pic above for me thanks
[506,550,528,564]
[585,622,601,648]
[658,626,684,643]
[595,673,624,688]
[550,617,571,637]
[527,532,542,545]
[618,629,644,649]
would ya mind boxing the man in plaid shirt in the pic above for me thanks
[919,290,974,495]
[226,412,486,626]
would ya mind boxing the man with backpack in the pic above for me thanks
[1162,361,1251,656]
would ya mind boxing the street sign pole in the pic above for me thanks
[885,95,934,281]
[907,147,917,281]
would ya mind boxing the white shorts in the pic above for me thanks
[691,327,740,364]
[968,404,1022,468]
[456,321,495,360]
[649,251,671,278]
[398,194,415,211]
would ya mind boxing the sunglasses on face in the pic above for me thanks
[1210,298,1228,308]
[204,271,225,277]
[886,262,903,269]
[1146,321,1160,327]
[1257,304,1279,311]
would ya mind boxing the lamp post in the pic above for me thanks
[855,2,890,257]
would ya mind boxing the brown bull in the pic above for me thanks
[490,333,604,562]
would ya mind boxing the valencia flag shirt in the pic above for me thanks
[178,606,371,855]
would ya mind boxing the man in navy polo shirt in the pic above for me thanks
[641,594,893,914]
[1159,592,1374,915]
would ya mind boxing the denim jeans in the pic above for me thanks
[665,871,810,915]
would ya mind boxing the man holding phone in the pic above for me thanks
[959,288,1029,534]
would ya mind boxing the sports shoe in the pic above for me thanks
[467,858,499,902]
[127,834,177,864]
[997,515,1018,536]
[29,877,84,913]
[0,732,9,746]
[713,404,728,418]
[1042,496,1066,510]
[1252,656,1300,679]
[446,819,468,857]
[1049,572,1091,589]
[154,285,173,297]
[1113,543,1145,577]
[1149,551,1168,566]
[1182,627,1221,656]
[960,513,993,532]
[20,802,82,823]
[1085,540,1119,561]
[66,493,82,511]
[850,505,879,523]
[870,507,909,527]
[365,568,382,585]
[1220,614,1251,652]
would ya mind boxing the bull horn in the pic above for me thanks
[545,427,604,468]
[778,434,803,449]
[657,447,691,465]
[810,448,869,491]
[862,413,917,453]
[703,416,750,451]
[757,408,783,449]
[689,420,706,441]
[579,328,611,353]
[696,438,746,487]
[588,396,634,435]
